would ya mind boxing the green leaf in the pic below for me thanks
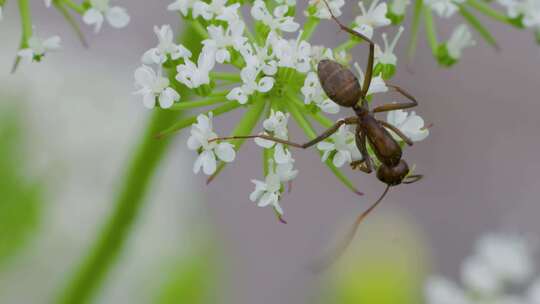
[459,5,499,49]
[207,97,266,183]
[0,103,43,269]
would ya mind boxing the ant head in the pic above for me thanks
[376,160,409,186]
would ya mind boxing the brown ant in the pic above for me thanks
[210,1,424,268]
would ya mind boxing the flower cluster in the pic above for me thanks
[425,233,540,304]
[8,0,129,71]
[132,0,429,220]
[415,0,540,66]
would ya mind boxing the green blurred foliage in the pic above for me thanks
[155,251,218,304]
[323,212,428,304]
[0,101,43,269]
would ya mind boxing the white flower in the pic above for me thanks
[390,0,411,15]
[307,0,345,19]
[202,21,247,64]
[354,62,388,95]
[240,34,278,76]
[251,0,300,33]
[18,35,61,62]
[134,65,180,109]
[249,161,298,215]
[475,234,534,284]
[447,24,476,60]
[250,173,283,214]
[353,0,391,39]
[226,66,274,104]
[426,233,537,304]
[142,25,192,65]
[187,113,236,175]
[425,0,465,18]
[498,0,540,29]
[192,0,240,23]
[317,124,362,167]
[82,0,130,33]
[386,109,429,142]
[461,255,502,294]
[302,72,340,114]
[167,0,197,16]
[271,32,312,73]
[254,111,294,164]
[45,0,52,7]
[176,50,215,88]
[425,277,471,304]
[375,26,404,66]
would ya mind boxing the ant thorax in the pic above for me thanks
[353,103,369,117]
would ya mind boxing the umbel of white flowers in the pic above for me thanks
[132,0,430,220]
[425,233,540,304]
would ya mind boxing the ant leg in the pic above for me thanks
[373,85,418,113]
[403,174,423,184]
[377,120,413,146]
[322,0,375,98]
[350,160,372,174]
[351,129,374,173]
[208,117,358,149]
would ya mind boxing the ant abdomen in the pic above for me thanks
[317,59,362,107]
[376,160,410,186]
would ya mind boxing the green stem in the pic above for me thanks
[301,17,320,41]
[188,19,209,39]
[57,109,184,304]
[335,39,360,54]
[459,5,499,49]
[12,0,32,73]
[284,98,361,195]
[210,72,241,82]
[407,0,424,60]
[286,92,335,128]
[59,0,85,14]
[466,0,515,26]
[168,91,229,111]
[57,23,204,304]
[18,0,32,45]
[206,97,266,184]
[157,101,242,138]
[423,8,439,56]
[54,1,89,47]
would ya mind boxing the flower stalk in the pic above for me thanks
[56,23,203,304]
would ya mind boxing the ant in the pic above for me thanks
[210,0,424,268]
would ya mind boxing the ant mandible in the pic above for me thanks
[210,0,424,267]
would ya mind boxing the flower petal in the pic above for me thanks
[106,6,130,28]
[215,142,236,162]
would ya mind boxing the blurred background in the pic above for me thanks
[1,1,540,303]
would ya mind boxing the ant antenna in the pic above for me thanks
[310,185,391,272]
